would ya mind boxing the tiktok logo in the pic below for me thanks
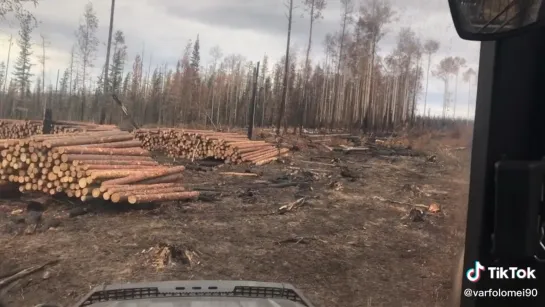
[466,261,486,282]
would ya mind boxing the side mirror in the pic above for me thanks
[448,0,545,41]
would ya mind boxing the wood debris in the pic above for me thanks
[428,203,441,213]
[219,172,258,177]
[278,197,306,214]
[0,259,59,289]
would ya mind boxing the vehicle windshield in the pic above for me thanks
[0,1,475,306]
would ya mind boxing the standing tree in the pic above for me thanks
[0,62,6,89]
[0,0,38,22]
[100,0,116,124]
[422,39,439,118]
[330,0,353,129]
[452,56,466,118]
[208,45,223,125]
[68,45,75,97]
[109,30,127,95]
[300,0,326,131]
[276,0,294,135]
[433,56,457,119]
[12,13,34,99]
[38,33,49,113]
[2,35,13,93]
[359,0,394,129]
[191,35,201,120]
[191,35,200,76]
[103,0,116,93]
[75,1,99,120]
[463,67,477,120]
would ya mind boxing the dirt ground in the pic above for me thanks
[0,131,471,307]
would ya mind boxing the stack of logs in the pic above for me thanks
[0,119,121,139]
[134,129,289,165]
[0,120,43,139]
[0,130,199,204]
[51,120,120,134]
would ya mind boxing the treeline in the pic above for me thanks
[0,0,476,133]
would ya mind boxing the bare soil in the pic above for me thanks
[0,134,470,307]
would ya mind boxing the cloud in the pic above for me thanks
[0,0,480,118]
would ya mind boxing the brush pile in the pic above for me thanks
[0,119,121,139]
[0,130,199,204]
[134,128,289,165]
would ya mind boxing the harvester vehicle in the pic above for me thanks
[448,0,545,306]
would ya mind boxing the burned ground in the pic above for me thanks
[0,134,470,307]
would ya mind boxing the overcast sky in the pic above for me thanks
[0,0,480,118]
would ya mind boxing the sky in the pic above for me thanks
[0,0,481,119]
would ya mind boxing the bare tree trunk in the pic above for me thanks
[363,39,376,131]
[300,0,316,134]
[442,78,449,120]
[410,55,421,125]
[81,63,87,120]
[330,3,350,130]
[41,35,46,116]
[467,75,472,122]
[423,52,431,118]
[101,0,116,124]
[69,47,74,97]
[453,71,459,119]
[276,0,293,135]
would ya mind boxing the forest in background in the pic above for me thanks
[0,0,477,133]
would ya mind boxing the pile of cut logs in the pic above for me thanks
[134,129,289,165]
[0,119,121,139]
[0,120,43,139]
[0,130,199,204]
[51,120,120,134]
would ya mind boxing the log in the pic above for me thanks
[76,159,158,166]
[241,148,278,161]
[43,133,133,148]
[64,154,153,162]
[88,168,167,180]
[85,164,163,170]
[254,153,289,166]
[100,165,185,186]
[219,172,258,177]
[104,182,183,193]
[110,186,187,203]
[55,146,150,156]
[82,140,143,148]
[138,173,184,185]
[248,148,290,162]
[127,191,200,204]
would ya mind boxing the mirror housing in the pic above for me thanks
[448,0,545,41]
